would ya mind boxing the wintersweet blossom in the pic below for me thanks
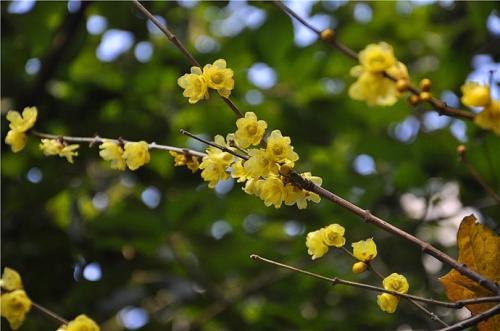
[259,175,286,208]
[177,66,209,104]
[349,62,408,106]
[169,151,200,173]
[234,112,267,148]
[40,139,79,163]
[231,159,250,183]
[322,224,346,247]
[475,100,500,135]
[0,268,23,291]
[461,81,491,107]
[358,42,396,73]
[244,149,279,179]
[6,107,38,132]
[351,238,378,262]
[376,293,399,314]
[4,106,38,152]
[58,314,100,331]
[199,135,233,188]
[5,130,27,153]
[202,59,234,98]
[283,172,322,209]
[349,41,408,107]
[99,140,126,170]
[306,229,328,260]
[1,290,32,330]
[266,130,299,164]
[383,273,410,294]
[123,141,150,170]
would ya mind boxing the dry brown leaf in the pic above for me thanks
[439,215,500,331]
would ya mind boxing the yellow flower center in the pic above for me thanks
[246,124,258,135]
[272,145,284,156]
[211,72,224,84]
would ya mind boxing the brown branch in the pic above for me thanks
[130,0,243,118]
[31,130,207,158]
[437,303,500,331]
[273,0,475,121]
[250,255,500,309]
[286,170,498,294]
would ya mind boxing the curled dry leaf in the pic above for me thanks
[439,215,500,331]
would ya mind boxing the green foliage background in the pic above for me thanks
[1,1,499,330]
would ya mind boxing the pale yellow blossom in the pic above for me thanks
[234,112,267,148]
[99,140,126,170]
[177,66,209,104]
[202,59,234,98]
[123,141,150,170]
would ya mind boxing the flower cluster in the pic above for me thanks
[305,224,346,259]
[57,314,100,331]
[197,112,322,209]
[349,42,409,106]
[178,59,234,103]
[40,139,80,163]
[377,273,409,313]
[4,106,38,152]
[461,81,500,135]
[99,140,150,170]
[169,151,200,173]
[1,267,32,330]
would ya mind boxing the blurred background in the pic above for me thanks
[1,1,499,330]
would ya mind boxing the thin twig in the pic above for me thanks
[31,300,69,325]
[273,0,475,121]
[341,248,448,326]
[437,303,500,331]
[250,255,500,309]
[130,0,243,118]
[31,130,207,158]
[180,129,248,160]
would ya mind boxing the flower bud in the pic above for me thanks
[352,261,368,274]
[320,28,335,42]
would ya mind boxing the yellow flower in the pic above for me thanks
[60,314,100,331]
[283,172,322,209]
[244,149,278,179]
[243,178,263,196]
[202,59,234,98]
[358,42,396,73]
[122,141,150,170]
[169,151,200,173]
[5,130,27,153]
[59,144,79,163]
[474,99,500,135]
[383,273,410,294]
[349,61,408,107]
[231,159,250,182]
[39,139,79,163]
[351,238,377,262]
[306,229,328,260]
[322,224,346,247]
[6,106,38,132]
[259,175,286,208]
[0,268,23,291]
[199,136,233,188]
[461,81,491,107]
[1,289,32,330]
[234,112,267,148]
[99,140,126,170]
[376,293,399,314]
[177,66,209,104]
[352,261,368,274]
[266,130,299,164]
